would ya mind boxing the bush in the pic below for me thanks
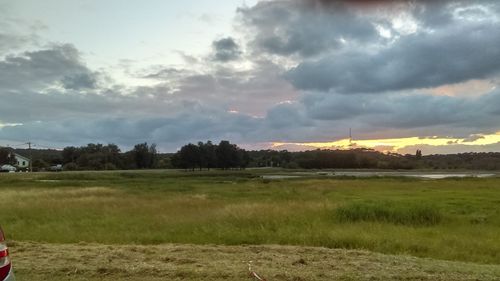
[336,201,443,226]
[63,162,78,171]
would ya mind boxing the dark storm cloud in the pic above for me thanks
[300,88,500,132]
[212,37,242,62]
[239,0,500,94]
[237,0,485,58]
[238,0,379,57]
[301,92,389,120]
[286,20,500,93]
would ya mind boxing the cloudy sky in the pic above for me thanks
[1,0,500,154]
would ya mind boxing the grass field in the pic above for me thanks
[1,170,500,279]
[10,241,500,281]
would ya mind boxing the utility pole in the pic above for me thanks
[26,141,33,172]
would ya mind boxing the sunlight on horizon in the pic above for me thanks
[272,132,500,154]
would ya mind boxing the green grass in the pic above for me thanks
[1,170,500,265]
[336,200,443,226]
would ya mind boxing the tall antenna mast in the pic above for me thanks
[349,128,354,148]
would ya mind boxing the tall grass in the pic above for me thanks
[2,171,500,264]
[336,201,443,226]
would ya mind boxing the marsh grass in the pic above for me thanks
[1,171,500,264]
[336,201,443,226]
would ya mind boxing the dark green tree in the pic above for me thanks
[416,149,423,159]
[198,141,217,170]
[0,148,16,165]
[132,143,157,169]
[216,140,239,169]
[178,143,201,170]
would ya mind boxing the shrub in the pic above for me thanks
[336,200,443,226]
[63,162,78,171]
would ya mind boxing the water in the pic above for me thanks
[262,171,497,180]
[408,173,495,179]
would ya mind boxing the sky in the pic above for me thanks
[1,0,500,154]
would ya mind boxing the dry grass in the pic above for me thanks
[9,241,500,281]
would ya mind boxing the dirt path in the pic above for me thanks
[8,241,500,280]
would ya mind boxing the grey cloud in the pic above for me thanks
[144,59,298,116]
[0,12,42,56]
[462,134,485,143]
[397,142,500,155]
[302,92,389,121]
[140,67,189,80]
[0,110,266,151]
[266,102,311,129]
[0,44,99,92]
[0,33,30,55]
[299,89,500,135]
[286,21,500,93]
[238,0,379,57]
[212,37,242,62]
[238,1,493,59]
[2,86,500,151]
[61,72,98,90]
[238,0,500,94]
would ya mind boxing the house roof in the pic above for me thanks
[14,153,30,162]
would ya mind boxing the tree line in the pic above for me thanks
[61,143,158,170]
[4,141,500,171]
[170,141,250,170]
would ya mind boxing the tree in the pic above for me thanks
[238,148,251,169]
[62,146,78,164]
[178,143,200,170]
[216,140,239,169]
[416,149,423,159]
[0,148,16,166]
[198,141,217,170]
[131,143,157,169]
[62,143,124,170]
[32,159,49,171]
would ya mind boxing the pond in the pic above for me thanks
[261,171,497,180]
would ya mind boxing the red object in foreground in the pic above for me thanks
[0,227,12,280]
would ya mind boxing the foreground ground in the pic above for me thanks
[1,170,500,279]
[10,241,500,280]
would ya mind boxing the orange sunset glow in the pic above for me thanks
[273,132,500,154]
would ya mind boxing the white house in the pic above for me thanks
[14,153,30,169]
